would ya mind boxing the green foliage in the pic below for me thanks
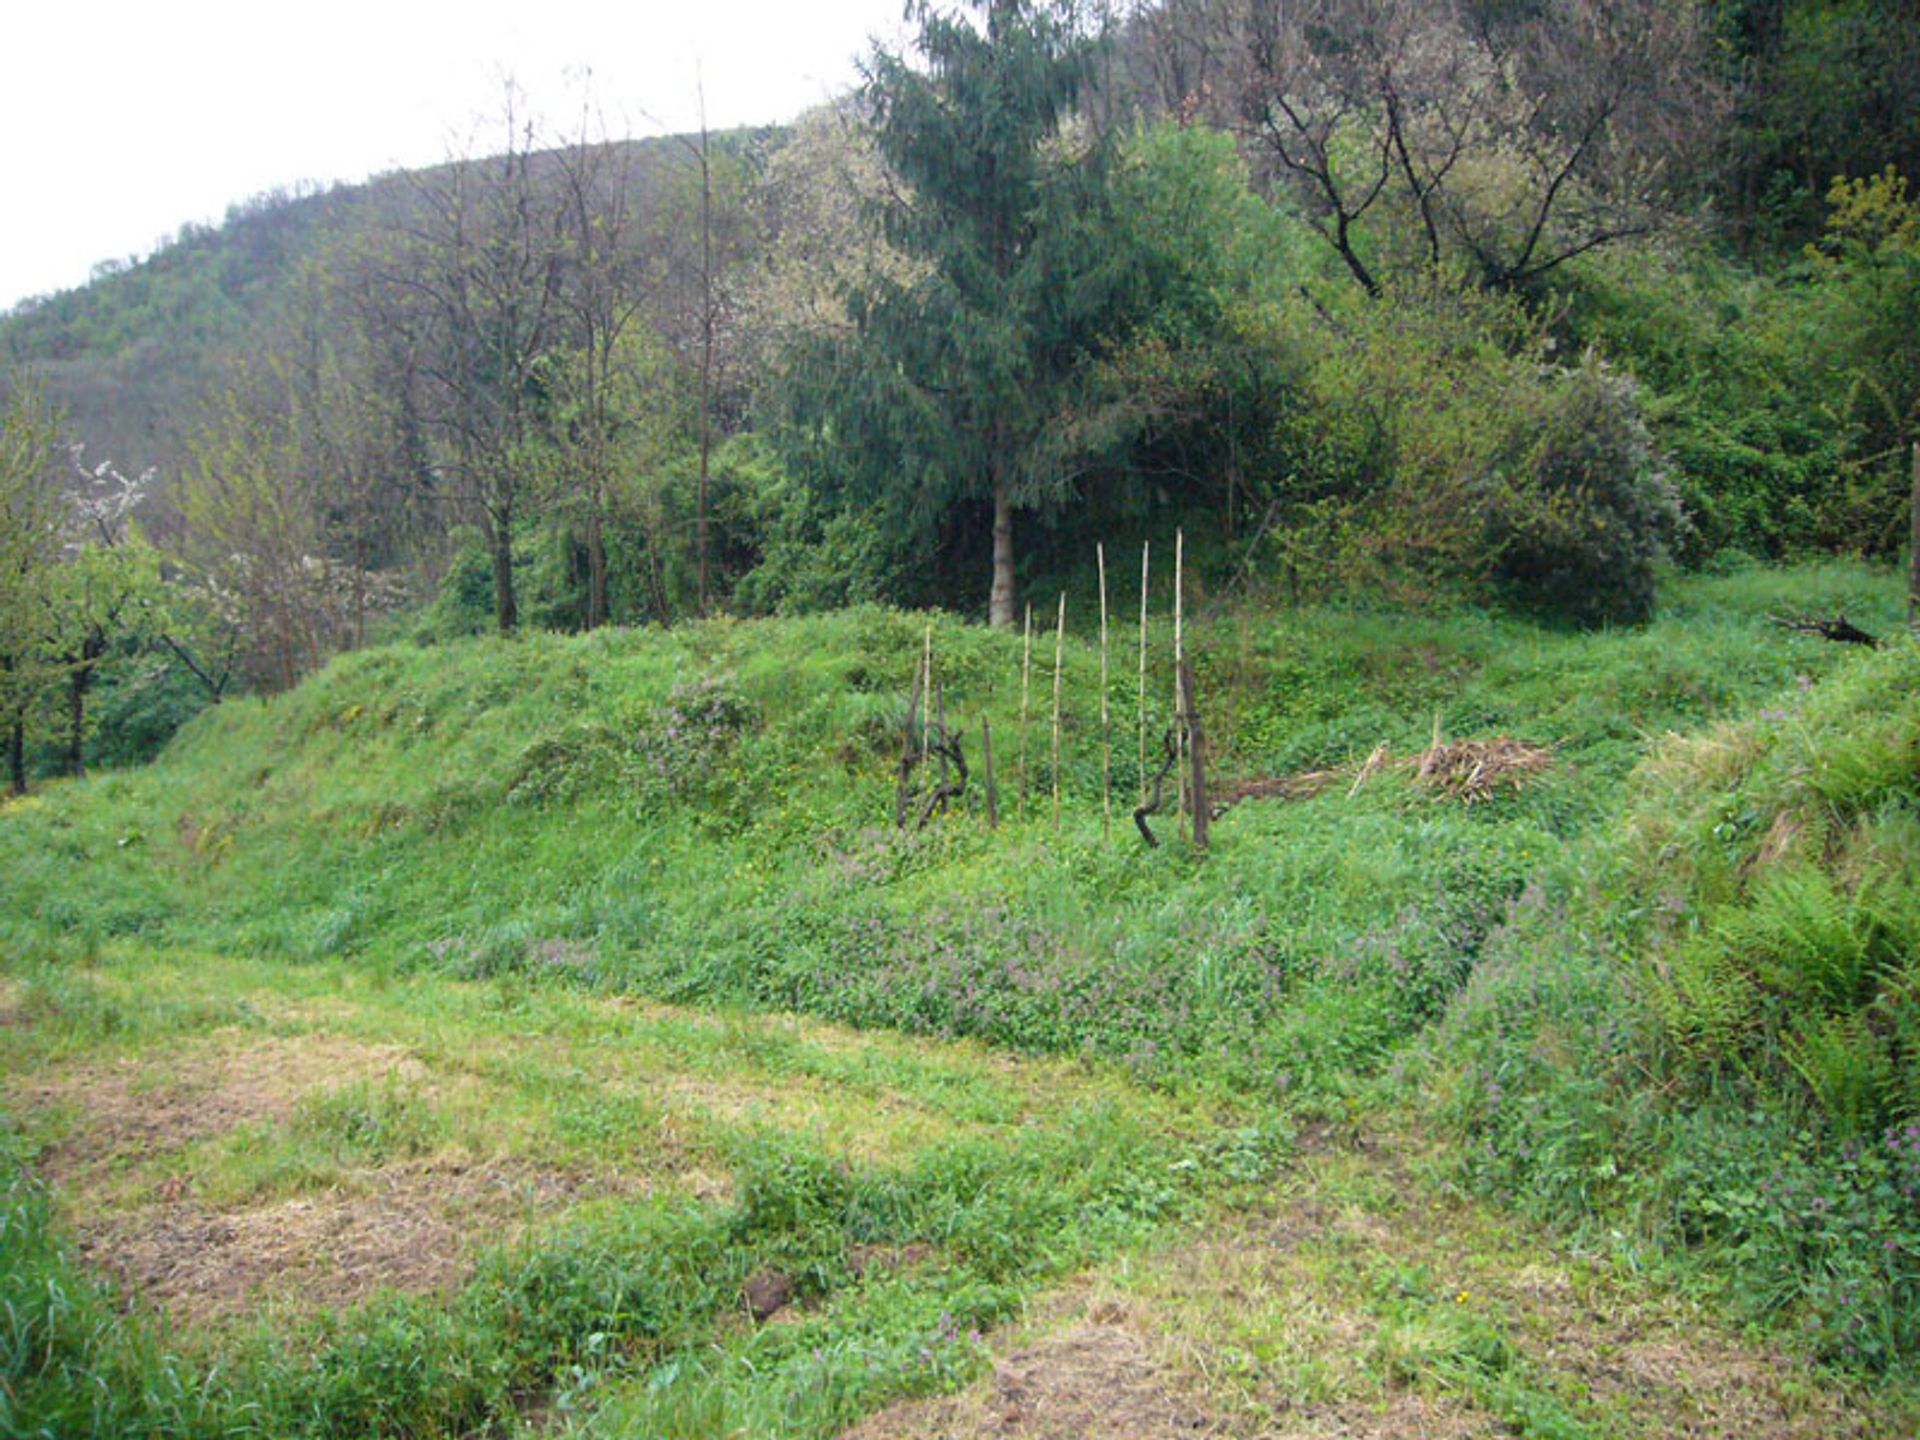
[1268,278,1679,624]
[1496,356,1685,626]
[1434,634,1920,1367]
[1714,0,1920,248]
[0,1129,224,1438]
[1565,171,1918,566]
[780,0,1168,617]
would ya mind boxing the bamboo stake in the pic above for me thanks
[1138,540,1150,804]
[1051,592,1067,834]
[1098,542,1111,841]
[1909,441,1919,631]
[1019,603,1033,823]
[1174,529,1186,841]
[982,718,998,829]
[921,624,933,760]
[1180,660,1209,854]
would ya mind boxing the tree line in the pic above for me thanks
[3,0,1917,785]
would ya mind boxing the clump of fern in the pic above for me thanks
[1436,636,1920,1367]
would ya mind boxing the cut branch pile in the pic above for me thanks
[1209,770,1343,817]
[1767,613,1878,647]
[1212,736,1554,819]
[1411,738,1554,804]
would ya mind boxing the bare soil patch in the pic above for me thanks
[76,1159,593,1326]
[11,1032,426,1179]
[846,1309,1226,1440]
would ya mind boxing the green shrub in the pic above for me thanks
[1496,356,1685,626]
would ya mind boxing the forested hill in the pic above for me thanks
[0,130,743,494]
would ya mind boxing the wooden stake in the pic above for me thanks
[1052,592,1066,834]
[1098,542,1111,841]
[1019,603,1033,823]
[1179,659,1209,854]
[1174,529,1186,841]
[982,718,998,829]
[1138,540,1150,804]
[1909,441,1919,631]
[922,624,933,760]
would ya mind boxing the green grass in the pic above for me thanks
[0,948,1265,1438]
[4,565,1899,1090]
[4,561,1918,1433]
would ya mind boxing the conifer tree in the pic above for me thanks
[786,0,1121,628]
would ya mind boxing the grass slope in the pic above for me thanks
[3,562,1918,1435]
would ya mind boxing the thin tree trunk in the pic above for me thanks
[990,485,1016,630]
[490,508,518,633]
[67,663,91,779]
[7,714,24,798]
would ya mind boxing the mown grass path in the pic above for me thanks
[4,948,1913,1437]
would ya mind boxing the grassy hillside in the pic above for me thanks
[4,562,1919,1435]
[5,565,1896,1076]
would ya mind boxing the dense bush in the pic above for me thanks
[1495,356,1685,626]
[1272,281,1683,626]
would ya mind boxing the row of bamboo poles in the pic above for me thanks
[901,532,1211,851]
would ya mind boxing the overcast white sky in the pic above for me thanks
[1,0,913,312]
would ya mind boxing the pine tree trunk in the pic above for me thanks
[990,485,1016,630]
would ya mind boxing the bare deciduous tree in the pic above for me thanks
[1139,0,1719,294]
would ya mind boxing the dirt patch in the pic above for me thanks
[11,1033,427,1178]
[77,1159,591,1327]
[847,1313,1225,1439]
